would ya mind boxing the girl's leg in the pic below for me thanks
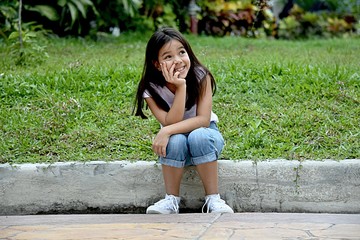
[162,165,184,196]
[146,133,187,214]
[147,165,183,214]
[196,158,234,214]
[187,123,224,195]
[159,133,188,196]
[195,160,219,195]
[186,124,233,213]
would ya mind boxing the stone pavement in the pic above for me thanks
[1,213,360,240]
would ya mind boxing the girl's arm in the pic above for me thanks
[146,74,213,157]
[155,61,187,126]
[145,84,187,126]
[162,74,213,133]
[146,74,213,131]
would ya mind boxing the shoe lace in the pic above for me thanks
[202,197,211,213]
[202,196,225,213]
[156,195,179,212]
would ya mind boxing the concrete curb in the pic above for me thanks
[0,159,359,215]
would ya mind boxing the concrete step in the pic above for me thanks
[0,160,359,215]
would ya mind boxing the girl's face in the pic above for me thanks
[156,39,191,79]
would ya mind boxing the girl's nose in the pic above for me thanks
[173,56,182,64]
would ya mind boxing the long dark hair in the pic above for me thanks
[134,27,216,119]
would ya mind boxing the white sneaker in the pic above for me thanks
[146,194,180,214]
[202,194,234,213]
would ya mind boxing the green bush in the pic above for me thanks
[196,0,359,39]
[0,0,18,41]
[278,3,358,39]
[1,1,359,40]
[0,0,49,66]
[197,0,276,37]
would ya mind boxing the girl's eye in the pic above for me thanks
[180,50,186,55]
[164,55,172,60]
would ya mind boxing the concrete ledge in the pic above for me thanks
[0,159,359,215]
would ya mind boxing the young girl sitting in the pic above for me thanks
[134,27,234,214]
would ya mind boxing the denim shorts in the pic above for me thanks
[159,121,225,168]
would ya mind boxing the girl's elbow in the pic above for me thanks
[200,116,211,128]
[164,117,182,126]
[203,122,210,128]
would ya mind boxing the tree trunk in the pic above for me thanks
[18,0,23,52]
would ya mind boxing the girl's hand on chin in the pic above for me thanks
[161,62,186,88]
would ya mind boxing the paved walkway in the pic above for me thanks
[1,213,360,239]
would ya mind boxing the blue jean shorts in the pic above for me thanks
[159,121,225,168]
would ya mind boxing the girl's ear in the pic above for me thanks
[153,60,161,71]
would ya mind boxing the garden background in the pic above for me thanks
[1,0,359,164]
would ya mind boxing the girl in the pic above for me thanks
[134,27,233,214]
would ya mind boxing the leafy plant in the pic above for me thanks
[0,0,48,66]
[140,0,180,30]
[120,0,141,17]
[7,28,48,66]
[327,16,354,36]
[244,119,266,148]
[0,0,18,40]
[153,3,177,29]
[294,0,318,11]
[92,0,136,34]
[277,3,359,39]
[57,0,99,34]
[197,0,276,37]
[92,0,181,36]
[24,4,59,22]
[325,0,360,18]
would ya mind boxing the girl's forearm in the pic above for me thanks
[164,85,187,125]
[162,115,210,136]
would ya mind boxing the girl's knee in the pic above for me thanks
[160,134,189,168]
[166,134,188,156]
[188,128,213,145]
[168,134,187,148]
[188,128,224,157]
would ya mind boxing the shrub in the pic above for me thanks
[1,0,358,39]
[197,0,276,37]
[0,0,18,41]
[277,3,358,39]
[0,0,49,66]
[197,0,359,39]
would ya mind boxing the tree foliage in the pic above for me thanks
[0,0,359,39]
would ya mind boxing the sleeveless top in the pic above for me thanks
[143,83,219,123]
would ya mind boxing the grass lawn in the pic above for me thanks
[0,34,359,163]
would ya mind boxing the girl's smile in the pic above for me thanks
[157,39,191,79]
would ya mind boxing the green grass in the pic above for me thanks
[0,34,359,163]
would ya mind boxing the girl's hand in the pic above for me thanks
[160,62,186,88]
[152,128,170,157]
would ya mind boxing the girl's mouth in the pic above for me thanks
[175,66,186,72]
